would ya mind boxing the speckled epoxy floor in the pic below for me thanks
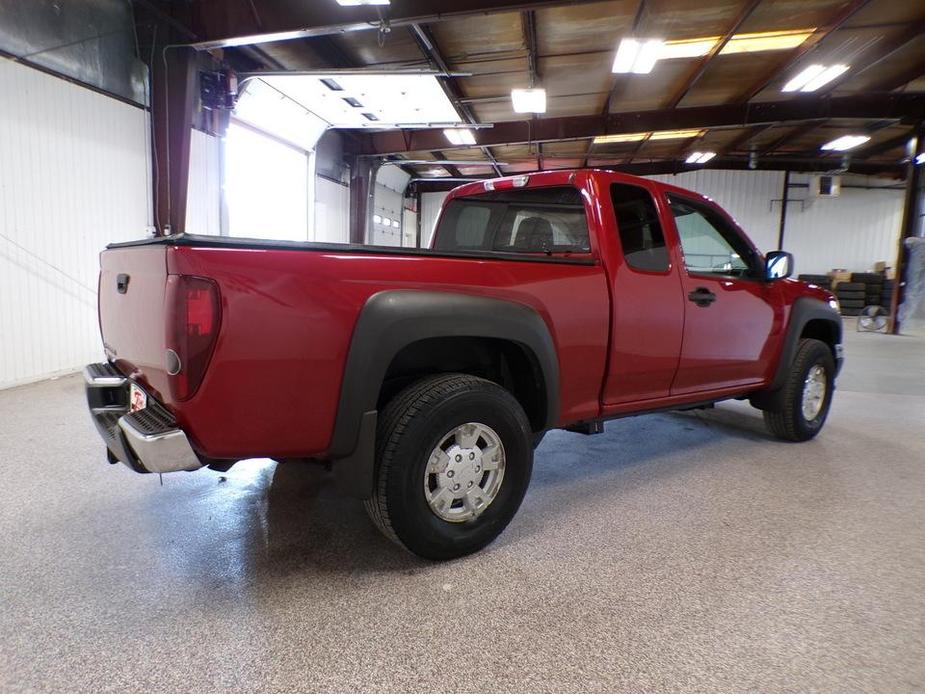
[1,324,924,692]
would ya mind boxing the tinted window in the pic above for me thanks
[668,195,758,278]
[610,183,669,272]
[434,186,590,254]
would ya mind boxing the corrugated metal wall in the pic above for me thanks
[647,170,904,275]
[186,129,222,236]
[0,58,150,389]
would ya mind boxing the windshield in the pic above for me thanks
[433,186,591,255]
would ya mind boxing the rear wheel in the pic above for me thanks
[763,338,836,442]
[364,374,533,560]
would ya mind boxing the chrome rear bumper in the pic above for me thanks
[84,363,203,474]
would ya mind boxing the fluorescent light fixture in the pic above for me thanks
[686,151,716,164]
[916,152,925,165]
[593,129,704,145]
[721,29,814,55]
[660,38,718,60]
[443,128,476,146]
[782,63,849,92]
[613,38,665,74]
[648,128,705,141]
[511,88,546,113]
[657,29,815,61]
[800,64,849,91]
[335,0,389,6]
[821,135,870,151]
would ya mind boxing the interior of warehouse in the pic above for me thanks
[1,1,924,691]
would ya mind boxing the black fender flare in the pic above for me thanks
[328,290,559,496]
[750,296,842,410]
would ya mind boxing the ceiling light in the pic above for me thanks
[593,129,704,145]
[648,128,705,141]
[660,37,718,60]
[686,151,716,164]
[511,88,546,113]
[800,64,849,91]
[443,128,476,146]
[721,29,814,55]
[593,133,648,144]
[335,0,389,6]
[613,38,665,74]
[821,135,870,152]
[782,63,849,92]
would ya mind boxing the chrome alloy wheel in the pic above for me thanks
[801,364,827,421]
[424,422,506,523]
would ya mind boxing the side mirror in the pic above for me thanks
[765,250,793,281]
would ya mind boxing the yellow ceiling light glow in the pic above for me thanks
[593,129,705,145]
[655,29,815,62]
[720,29,815,55]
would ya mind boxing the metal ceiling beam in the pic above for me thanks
[723,123,774,154]
[522,10,539,88]
[736,0,873,102]
[857,130,915,159]
[870,56,925,93]
[410,156,904,191]
[665,0,762,109]
[187,0,605,51]
[821,20,925,94]
[760,121,826,155]
[408,23,503,177]
[351,93,925,156]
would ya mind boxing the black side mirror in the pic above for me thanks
[765,250,793,281]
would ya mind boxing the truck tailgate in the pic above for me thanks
[99,245,170,399]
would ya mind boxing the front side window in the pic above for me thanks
[433,186,590,254]
[668,194,759,278]
[610,183,669,272]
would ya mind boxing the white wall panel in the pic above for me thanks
[0,58,151,389]
[646,169,904,276]
[421,192,448,248]
[647,169,783,252]
[314,176,349,243]
[186,128,222,235]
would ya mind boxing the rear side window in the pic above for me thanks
[433,186,590,254]
[610,183,669,272]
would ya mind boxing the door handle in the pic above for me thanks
[688,287,716,307]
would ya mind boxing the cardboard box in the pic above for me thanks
[829,270,852,285]
[873,261,889,273]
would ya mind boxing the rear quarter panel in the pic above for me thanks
[167,247,609,459]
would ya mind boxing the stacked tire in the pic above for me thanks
[852,272,884,312]
[835,281,865,316]
[797,273,832,288]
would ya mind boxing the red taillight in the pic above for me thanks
[165,275,221,401]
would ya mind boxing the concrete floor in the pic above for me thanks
[1,324,924,693]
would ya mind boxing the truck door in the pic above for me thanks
[665,193,777,395]
[601,182,685,405]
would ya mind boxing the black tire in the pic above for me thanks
[840,299,864,308]
[763,338,836,442]
[836,282,864,291]
[364,373,533,560]
[851,273,883,284]
[841,307,862,316]
[836,290,864,300]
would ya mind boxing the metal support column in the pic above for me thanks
[349,157,378,244]
[777,170,791,250]
[890,123,925,334]
[151,45,198,236]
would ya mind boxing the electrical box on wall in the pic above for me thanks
[812,175,841,198]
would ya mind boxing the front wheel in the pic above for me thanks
[364,374,533,560]
[763,338,836,442]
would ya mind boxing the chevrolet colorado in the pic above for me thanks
[85,169,843,559]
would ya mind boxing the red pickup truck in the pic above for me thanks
[85,169,842,559]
